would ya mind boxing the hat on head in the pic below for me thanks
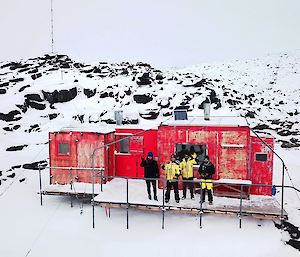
[204,155,209,160]
[147,151,153,157]
[171,154,176,158]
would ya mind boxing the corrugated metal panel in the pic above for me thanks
[250,136,274,195]
[218,130,249,180]
[49,131,112,185]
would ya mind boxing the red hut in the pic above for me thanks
[49,128,115,185]
[48,116,274,197]
[157,116,274,196]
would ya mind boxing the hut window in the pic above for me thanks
[119,137,129,153]
[256,153,267,162]
[176,144,205,163]
[58,143,69,155]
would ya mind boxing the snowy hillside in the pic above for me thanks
[1,52,300,255]
[1,51,300,181]
[1,51,300,182]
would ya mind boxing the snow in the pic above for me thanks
[1,52,300,256]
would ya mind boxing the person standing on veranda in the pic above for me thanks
[180,153,198,200]
[140,151,159,200]
[198,155,215,205]
[162,154,181,203]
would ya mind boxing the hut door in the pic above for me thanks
[115,135,144,178]
[130,136,144,177]
[250,138,274,195]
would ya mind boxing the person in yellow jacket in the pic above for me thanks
[162,154,180,203]
[180,153,198,200]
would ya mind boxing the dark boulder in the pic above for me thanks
[49,113,59,120]
[23,160,48,170]
[139,109,159,119]
[9,77,24,83]
[25,124,41,133]
[0,110,22,122]
[31,73,42,80]
[25,94,46,110]
[245,111,257,118]
[42,87,77,104]
[6,144,28,151]
[25,94,43,102]
[19,85,31,92]
[84,88,97,98]
[133,94,153,104]
[0,82,9,87]
[137,73,152,85]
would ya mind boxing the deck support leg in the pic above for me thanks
[239,185,243,228]
[162,180,165,229]
[70,194,73,208]
[200,180,203,229]
[126,178,129,229]
[92,155,95,229]
[70,168,73,190]
[39,165,43,206]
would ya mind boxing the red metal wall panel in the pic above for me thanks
[105,132,116,180]
[76,132,105,184]
[49,132,77,184]
[217,129,250,180]
[250,136,274,195]
[157,126,250,189]
[49,131,113,185]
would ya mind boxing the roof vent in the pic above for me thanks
[204,103,210,120]
[114,110,123,125]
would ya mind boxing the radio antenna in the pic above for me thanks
[51,0,54,53]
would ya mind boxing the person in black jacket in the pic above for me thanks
[140,151,159,200]
[198,155,215,204]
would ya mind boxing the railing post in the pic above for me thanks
[101,168,103,192]
[126,178,129,229]
[39,165,43,206]
[200,180,203,229]
[92,154,95,229]
[162,179,165,229]
[70,168,73,190]
[239,184,243,228]
[281,164,285,230]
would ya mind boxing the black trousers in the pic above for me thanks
[146,179,157,197]
[201,188,213,202]
[183,177,194,198]
[165,181,179,201]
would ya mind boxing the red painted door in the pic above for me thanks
[115,135,144,178]
[250,137,274,195]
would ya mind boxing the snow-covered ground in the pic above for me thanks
[0,147,299,256]
[0,52,300,256]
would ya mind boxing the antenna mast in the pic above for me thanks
[51,0,54,53]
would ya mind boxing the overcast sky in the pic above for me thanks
[0,0,300,68]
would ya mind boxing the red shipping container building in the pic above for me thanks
[49,116,274,196]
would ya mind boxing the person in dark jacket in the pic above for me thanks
[198,155,215,204]
[140,151,159,200]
